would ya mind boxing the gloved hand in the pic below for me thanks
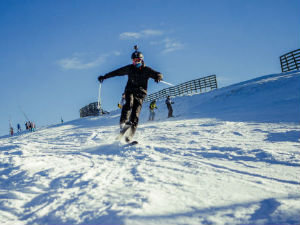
[155,78,162,83]
[155,74,162,83]
[98,75,105,83]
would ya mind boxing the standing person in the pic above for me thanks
[28,121,32,131]
[98,46,163,142]
[17,123,21,132]
[165,96,174,118]
[31,122,36,132]
[10,127,14,136]
[149,100,158,121]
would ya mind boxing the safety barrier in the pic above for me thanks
[80,102,100,118]
[80,75,217,117]
[280,49,300,72]
[144,74,217,102]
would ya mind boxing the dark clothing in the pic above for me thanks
[100,64,163,139]
[103,64,162,97]
[103,64,163,132]
[120,91,144,128]
[167,104,173,118]
[165,98,174,118]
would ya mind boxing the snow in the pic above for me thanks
[0,71,299,225]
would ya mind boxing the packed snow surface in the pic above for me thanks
[1,71,300,225]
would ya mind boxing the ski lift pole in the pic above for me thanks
[97,82,102,115]
[8,116,14,135]
[19,106,30,121]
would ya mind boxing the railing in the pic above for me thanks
[144,75,217,102]
[80,102,100,118]
[280,49,300,72]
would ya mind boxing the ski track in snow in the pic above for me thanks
[0,71,300,225]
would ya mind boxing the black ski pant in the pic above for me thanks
[167,104,173,118]
[120,91,145,134]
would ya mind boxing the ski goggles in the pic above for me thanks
[132,58,143,64]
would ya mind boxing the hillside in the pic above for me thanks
[0,71,299,225]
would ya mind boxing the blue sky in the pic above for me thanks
[0,0,299,136]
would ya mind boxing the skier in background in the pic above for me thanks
[98,46,163,142]
[17,123,21,132]
[149,100,158,121]
[165,96,174,118]
[25,121,30,131]
[31,122,36,132]
[10,127,14,136]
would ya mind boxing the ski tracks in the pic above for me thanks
[0,118,299,224]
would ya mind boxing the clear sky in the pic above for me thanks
[0,0,299,136]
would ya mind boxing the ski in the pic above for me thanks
[124,140,138,147]
[116,124,132,141]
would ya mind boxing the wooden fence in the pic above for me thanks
[144,75,218,102]
[280,49,300,73]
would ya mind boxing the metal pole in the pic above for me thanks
[19,106,30,121]
[97,83,102,115]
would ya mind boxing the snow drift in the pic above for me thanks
[139,70,300,123]
[0,71,299,225]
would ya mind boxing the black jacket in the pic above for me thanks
[103,64,163,96]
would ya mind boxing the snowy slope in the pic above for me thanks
[0,71,299,225]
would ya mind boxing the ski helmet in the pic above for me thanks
[131,45,144,60]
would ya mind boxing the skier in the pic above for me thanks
[98,46,163,143]
[10,127,14,136]
[25,121,30,131]
[17,123,21,132]
[149,100,158,121]
[165,96,174,118]
[28,121,32,131]
[31,122,36,132]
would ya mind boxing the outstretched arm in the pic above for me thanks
[98,65,130,83]
[146,67,163,83]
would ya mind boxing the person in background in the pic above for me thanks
[26,121,32,131]
[17,123,21,132]
[149,100,158,121]
[31,122,36,132]
[165,96,174,118]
